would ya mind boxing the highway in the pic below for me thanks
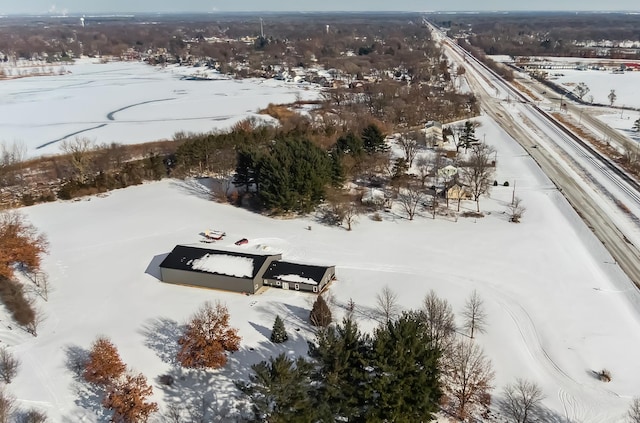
[430,24,640,288]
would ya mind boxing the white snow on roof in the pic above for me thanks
[275,274,318,285]
[190,254,254,278]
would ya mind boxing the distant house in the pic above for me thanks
[159,245,281,294]
[425,121,444,147]
[158,245,335,295]
[446,183,472,201]
[262,261,336,293]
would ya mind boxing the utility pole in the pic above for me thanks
[511,180,516,205]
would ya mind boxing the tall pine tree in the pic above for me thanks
[237,354,316,423]
[366,312,442,423]
[308,317,370,421]
[309,295,332,327]
[270,315,288,343]
[361,124,388,154]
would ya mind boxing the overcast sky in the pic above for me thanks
[1,0,638,15]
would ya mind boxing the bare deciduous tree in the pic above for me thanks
[0,348,19,384]
[60,137,94,183]
[573,82,590,100]
[375,285,400,323]
[443,339,495,421]
[26,307,45,337]
[420,290,456,353]
[415,155,431,188]
[462,290,487,339]
[608,89,617,106]
[460,143,495,212]
[502,378,545,423]
[508,197,526,223]
[0,388,15,423]
[161,403,184,423]
[397,183,425,221]
[629,397,640,423]
[397,132,421,167]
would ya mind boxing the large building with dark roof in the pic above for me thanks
[158,245,335,295]
[159,245,281,294]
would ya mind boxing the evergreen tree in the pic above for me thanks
[233,147,259,193]
[366,312,442,423]
[335,132,364,156]
[633,118,640,132]
[309,295,332,327]
[361,124,388,154]
[270,315,288,343]
[308,317,370,421]
[256,137,333,213]
[237,354,316,423]
[460,121,478,151]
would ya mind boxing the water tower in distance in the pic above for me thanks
[80,16,85,27]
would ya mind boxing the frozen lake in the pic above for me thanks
[0,59,319,157]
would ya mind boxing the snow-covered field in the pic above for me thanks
[0,115,636,421]
[553,69,640,109]
[0,59,319,158]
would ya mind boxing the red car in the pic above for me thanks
[235,238,248,246]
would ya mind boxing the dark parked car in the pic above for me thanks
[235,238,248,246]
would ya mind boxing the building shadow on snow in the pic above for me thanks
[145,253,169,280]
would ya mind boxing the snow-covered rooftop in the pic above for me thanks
[190,253,254,278]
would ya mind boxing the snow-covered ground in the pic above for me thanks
[0,59,320,158]
[1,115,637,421]
[596,109,640,144]
[552,69,640,109]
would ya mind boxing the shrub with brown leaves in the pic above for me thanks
[103,372,158,423]
[177,301,241,369]
[83,337,126,385]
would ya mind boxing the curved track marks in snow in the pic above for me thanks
[37,124,108,149]
[106,98,175,121]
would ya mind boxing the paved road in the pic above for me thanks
[438,32,640,287]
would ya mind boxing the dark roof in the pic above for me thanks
[159,245,280,279]
[262,261,334,285]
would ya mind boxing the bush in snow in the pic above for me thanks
[103,372,158,423]
[598,369,612,382]
[270,315,288,343]
[177,301,241,369]
[309,295,332,327]
[83,337,126,386]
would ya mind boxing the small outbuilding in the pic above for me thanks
[159,245,281,294]
[262,261,336,293]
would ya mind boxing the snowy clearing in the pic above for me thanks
[0,114,636,421]
[0,59,320,158]
[552,69,640,109]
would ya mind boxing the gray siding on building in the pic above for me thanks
[263,265,336,294]
[160,267,256,294]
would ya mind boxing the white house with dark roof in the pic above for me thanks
[262,261,336,293]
